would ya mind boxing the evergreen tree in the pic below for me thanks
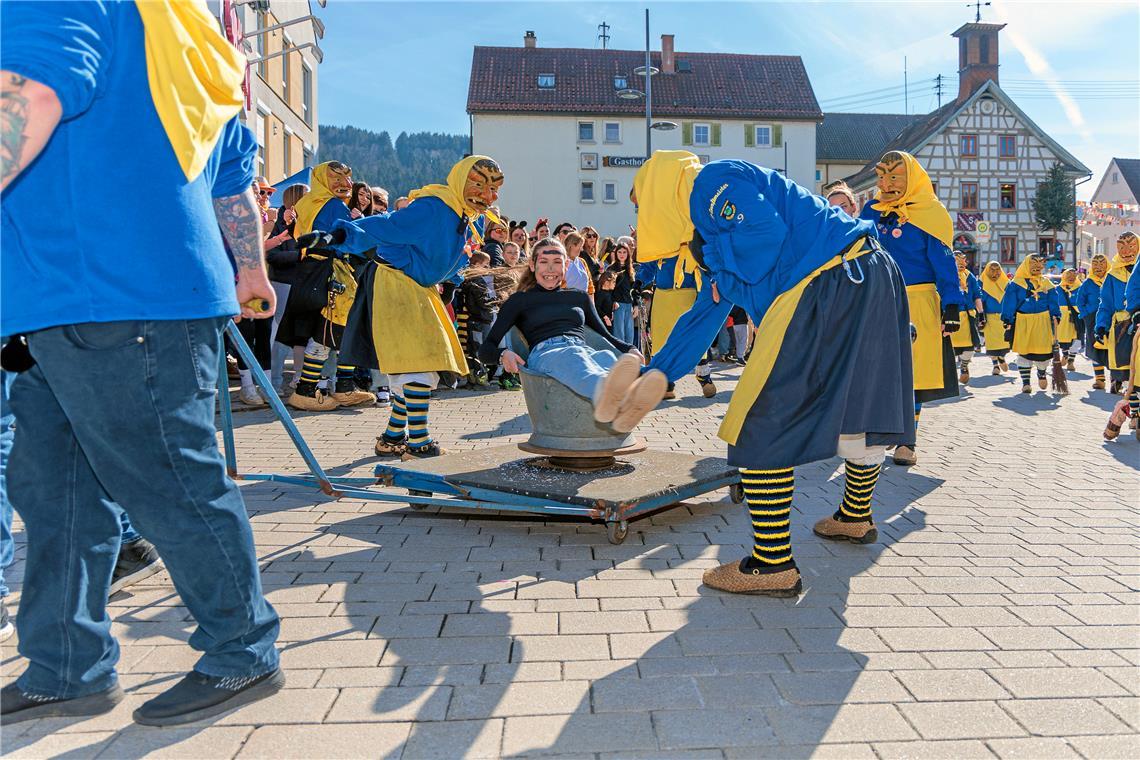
[1033,162,1075,252]
[318,125,467,199]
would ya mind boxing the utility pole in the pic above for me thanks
[969,0,991,22]
[904,56,908,114]
[935,74,944,108]
[597,21,610,50]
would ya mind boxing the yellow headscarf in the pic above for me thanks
[1060,269,1079,293]
[633,151,703,288]
[293,162,350,239]
[1087,253,1109,287]
[981,261,1009,302]
[135,0,245,182]
[409,155,498,221]
[1012,256,1053,293]
[870,152,954,249]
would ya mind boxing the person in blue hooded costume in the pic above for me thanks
[306,156,504,460]
[624,152,914,597]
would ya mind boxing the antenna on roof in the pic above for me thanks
[598,21,610,50]
[968,0,991,22]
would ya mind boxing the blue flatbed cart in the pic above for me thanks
[219,324,744,544]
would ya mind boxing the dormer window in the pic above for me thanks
[613,74,627,90]
[537,73,555,89]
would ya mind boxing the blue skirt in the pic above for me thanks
[727,249,916,469]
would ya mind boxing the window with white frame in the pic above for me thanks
[302,62,313,126]
[578,121,595,142]
[754,124,772,147]
[603,182,617,203]
[282,131,291,176]
[604,122,621,143]
[613,75,628,90]
[580,181,595,202]
[282,34,292,103]
[537,73,555,89]
[693,123,710,146]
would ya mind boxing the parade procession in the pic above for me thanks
[1,1,1138,757]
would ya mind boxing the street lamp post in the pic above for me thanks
[644,8,651,159]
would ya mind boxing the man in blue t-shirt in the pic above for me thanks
[0,1,281,727]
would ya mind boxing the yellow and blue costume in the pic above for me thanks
[950,259,983,383]
[637,153,914,595]
[1055,270,1082,361]
[1001,256,1061,391]
[1095,249,1136,380]
[632,152,717,397]
[330,156,496,455]
[1076,254,1109,387]
[979,262,1012,373]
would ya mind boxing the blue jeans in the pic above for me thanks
[9,318,279,699]
[613,302,635,345]
[716,322,732,356]
[527,336,618,401]
[0,369,13,599]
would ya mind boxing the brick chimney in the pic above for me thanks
[524,30,536,49]
[661,34,675,74]
[951,22,1006,101]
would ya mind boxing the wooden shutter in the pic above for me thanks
[682,121,693,146]
[711,123,722,147]
[744,124,755,148]
[772,124,783,147]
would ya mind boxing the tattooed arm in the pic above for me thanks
[213,188,276,320]
[1,72,62,192]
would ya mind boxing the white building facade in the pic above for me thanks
[468,35,821,236]
[1081,158,1140,260]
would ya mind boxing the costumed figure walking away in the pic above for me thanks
[1056,268,1082,371]
[633,152,719,401]
[861,151,959,467]
[277,161,375,411]
[980,262,1012,375]
[951,251,983,385]
[1001,254,1062,394]
[312,156,504,460]
[1076,253,1110,389]
[624,152,914,597]
[1095,232,1138,395]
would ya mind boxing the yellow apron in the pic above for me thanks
[720,239,870,446]
[950,308,976,349]
[650,288,697,352]
[1056,306,1078,344]
[1108,310,1131,371]
[983,315,1009,352]
[370,265,468,376]
[1012,311,1055,357]
[907,284,944,391]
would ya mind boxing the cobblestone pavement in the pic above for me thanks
[3,354,1138,758]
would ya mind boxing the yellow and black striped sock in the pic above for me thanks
[336,364,354,383]
[1129,389,1139,418]
[836,461,880,522]
[1018,366,1031,386]
[299,351,325,386]
[913,401,922,428]
[405,383,433,449]
[741,468,795,571]
[383,391,407,440]
[1094,365,1105,381]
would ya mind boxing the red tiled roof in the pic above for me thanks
[466,46,822,120]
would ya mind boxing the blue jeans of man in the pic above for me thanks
[527,336,618,402]
[8,318,279,699]
[612,303,635,345]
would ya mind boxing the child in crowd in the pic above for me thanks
[459,252,497,387]
[502,242,521,267]
[563,231,593,293]
[594,271,618,329]
[479,239,667,433]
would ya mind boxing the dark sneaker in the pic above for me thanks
[1,682,124,724]
[402,442,448,460]
[0,600,13,642]
[133,668,284,727]
[110,538,165,596]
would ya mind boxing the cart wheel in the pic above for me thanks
[606,520,629,545]
[408,489,431,511]
[730,482,745,504]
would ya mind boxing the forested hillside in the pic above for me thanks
[318,125,468,198]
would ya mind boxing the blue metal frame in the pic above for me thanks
[218,324,738,527]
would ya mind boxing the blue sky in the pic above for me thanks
[316,1,1139,198]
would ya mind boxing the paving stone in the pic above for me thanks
[999,697,1133,735]
[984,737,1081,759]
[895,669,1012,701]
[560,611,649,634]
[238,723,410,758]
[1066,735,1140,759]
[448,680,590,719]
[325,685,452,722]
[873,739,997,759]
[899,701,1026,740]
[380,636,509,666]
[401,718,504,759]
[501,714,657,756]
[592,676,703,712]
[765,703,918,743]
[988,667,1129,698]
[773,671,911,705]
[512,634,609,662]
[877,627,995,651]
[440,612,557,637]
[217,687,339,725]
